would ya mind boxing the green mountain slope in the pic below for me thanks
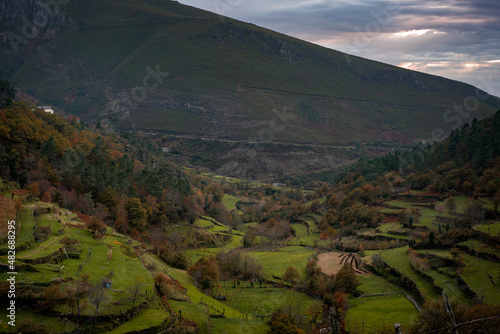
[1,0,499,147]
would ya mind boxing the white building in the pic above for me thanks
[37,106,54,114]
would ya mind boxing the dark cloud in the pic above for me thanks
[179,0,500,95]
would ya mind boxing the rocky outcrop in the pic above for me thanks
[211,22,308,62]
[0,0,75,40]
[364,70,428,90]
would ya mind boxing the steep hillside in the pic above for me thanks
[1,0,499,148]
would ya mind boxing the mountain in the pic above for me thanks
[1,0,500,178]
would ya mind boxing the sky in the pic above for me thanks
[179,0,500,96]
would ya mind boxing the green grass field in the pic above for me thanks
[0,311,77,333]
[379,207,402,214]
[385,200,415,209]
[222,194,240,211]
[378,247,438,300]
[16,212,71,260]
[357,274,402,295]
[418,208,443,228]
[475,221,500,236]
[417,249,454,260]
[170,300,208,327]
[346,294,419,333]
[426,269,468,303]
[2,224,154,316]
[244,246,315,280]
[211,318,269,334]
[288,223,320,246]
[377,223,410,240]
[108,303,170,334]
[459,239,498,256]
[8,207,37,248]
[221,287,321,319]
[194,217,214,229]
[460,253,500,305]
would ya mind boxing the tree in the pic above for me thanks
[40,135,58,162]
[87,216,106,235]
[188,255,219,290]
[97,186,118,211]
[89,283,107,328]
[16,320,48,334]
[282,266,300,285]
[493,190,500,213]
[267,309,305,334]
[326,226,337,240]
[128,280,144,309]
[28,182,40,200]
[182,194,203,223]
[68,273,91,321]
[445,197,457,214]
[243,229,256,248]
[0,79,16,107]
[41,191,52,203]
[463,199,485,227]
[126,198,148,231]
[334,262,360,294]
[38,284,66,311]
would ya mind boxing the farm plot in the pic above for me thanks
[378,247,438,300]
[317,252,369,276]
[346,294,419,333]
[108,303,170,334]
[245,246,315,280]
[475,221,500,236]
[377,223,410,240]
[222,194,241,211]
[356,274,402,295]
[211,318,269,334]
[460,253,500,305]
[221,287,321,320]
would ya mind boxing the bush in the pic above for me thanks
[34,226,52,242]
[86,216,106,234]
[17,319,49,334]
[169,253,188,270]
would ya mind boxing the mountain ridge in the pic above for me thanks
[1,0,499,175]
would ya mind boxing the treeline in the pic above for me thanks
[0,92,224,241]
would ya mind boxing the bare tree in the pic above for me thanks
[71,273,91,323]
[89,283,107,328]
[128,280,144,309]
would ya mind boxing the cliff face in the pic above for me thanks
[0,0,75,42]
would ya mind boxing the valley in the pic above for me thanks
[2,173,498,333]
[0,0,500,332]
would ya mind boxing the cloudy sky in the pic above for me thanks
[179,0,500,96]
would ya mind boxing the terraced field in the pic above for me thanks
[378,247,438,300]
[245,246,315,280]
[346,294,419,333]
[475,221,500,236]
